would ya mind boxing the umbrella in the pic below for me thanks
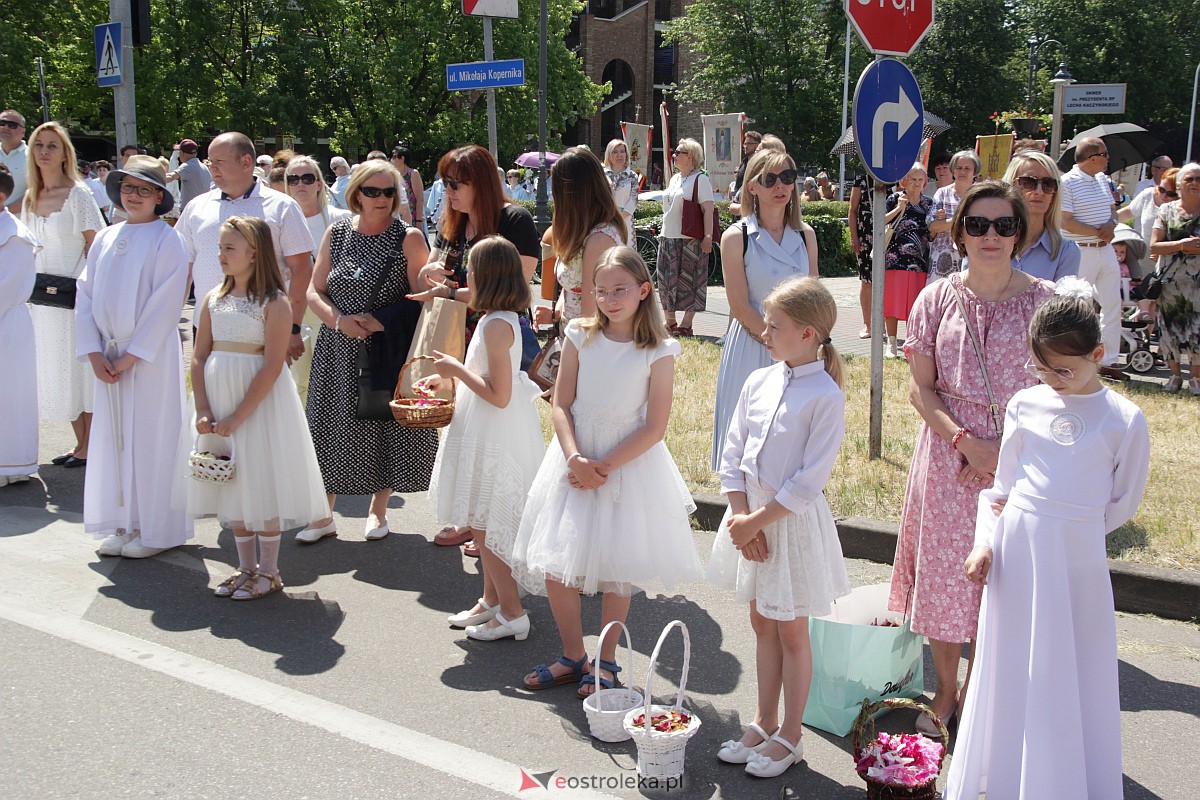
[514,151,560,168]
[829,111,952,156]
[1056,123,1161,174]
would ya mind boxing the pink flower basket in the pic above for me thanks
[852,698,949,800]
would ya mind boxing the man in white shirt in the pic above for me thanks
[166,138,212,211]
[0,109,28,211]
[1134,155,1172,196]
[1060,137,1125,380]
[175,131,314,362]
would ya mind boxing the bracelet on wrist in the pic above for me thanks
[951,427,970,450]
[334,314,343,333]
[566,452,581,465]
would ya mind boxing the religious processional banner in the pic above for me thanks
[976,134,1015,180]
[621,122,652,189]
[703,113,743,199]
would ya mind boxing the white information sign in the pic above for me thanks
[1063,84,1127,115]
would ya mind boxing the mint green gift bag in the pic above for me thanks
[802,583,925,736]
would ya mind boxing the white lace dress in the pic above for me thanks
[427,312,544,562]
[182,292,330,530]
[23,184,104,420]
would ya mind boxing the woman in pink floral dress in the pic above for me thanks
[889,181,1055,734]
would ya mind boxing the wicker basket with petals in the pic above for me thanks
[389,356,455,429]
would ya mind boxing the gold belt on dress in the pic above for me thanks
[212,341,264,354]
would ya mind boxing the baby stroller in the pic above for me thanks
[1114,225,1160,374]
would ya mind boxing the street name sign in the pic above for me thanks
[463,0,518,18]
[845,0,935,57]
[95,22,122,88]
[853,58,924,184]
[446,59,526,91]
[1063,84,1127,115]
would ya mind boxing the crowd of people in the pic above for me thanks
[0,109,1166,793]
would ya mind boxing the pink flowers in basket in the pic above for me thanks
[855,731,944,787]
[410,381,450,407]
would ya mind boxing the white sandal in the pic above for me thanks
[745,733,803,778]
[716,722,777,764]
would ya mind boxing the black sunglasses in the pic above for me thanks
[1159,186,1179,198]
[963,215,1020,237]
[1014,175,1058,194]
[1090,151,1110,159]
[0,120,23,129]
[359,186,397,198]
[444,178,469,190]
[286,173,319,185]
[758,169,799,188]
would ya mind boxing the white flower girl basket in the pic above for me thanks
[188,433,236,483]
[582,621,643,742]
[622,620,701,781]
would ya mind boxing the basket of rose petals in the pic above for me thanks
[390,356,455,429]
[622,621,701,781]
[852,697,948,799]
[188,435,236,483]
[582,621,643,742]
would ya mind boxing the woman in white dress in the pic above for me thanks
[22,122,104,468]
[711,149,817,469]
[0,165,39,487]
[284,154,351,406]
[76,156,192,558]
[602,139,639,245]
[948,283,1150,800]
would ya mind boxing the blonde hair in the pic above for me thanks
[759,134,786,154]
[1003,150,1066,259]
[215,216,287,304]
[577,246,668,350]
[467,236,531,313]
[675,137,703,168]
[286,154,332,216]
[346,160,404,215]
[762,277,844,387]
[742,149,804,230]
[602,138,629,171]
[25,122,82,214]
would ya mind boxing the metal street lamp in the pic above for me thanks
[1188,62,1200,162]
[1026,38,1068,116]
[1049,62,1075,162]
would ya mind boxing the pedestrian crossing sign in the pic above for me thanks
[95,22,122,87]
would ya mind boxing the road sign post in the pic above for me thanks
[853,57,924,460]
[462,0,519,161]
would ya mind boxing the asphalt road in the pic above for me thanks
[1,420,1196,799]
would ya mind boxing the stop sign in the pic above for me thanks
[845,0,936,58]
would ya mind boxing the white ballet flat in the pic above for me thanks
[466,611,530,641]
[295,521,337,544]
[364,521,390,540]
[745,734,803,778]
[717,722,778,764]
[448,598,498,628]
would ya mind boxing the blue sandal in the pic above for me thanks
[577,658,622,698]
[524,654,589,690]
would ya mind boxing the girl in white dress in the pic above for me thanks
[515,246,701,696]
[708,276,851,779]
[420,237,545,641]
[186,217,329,600]
[0,166,39,486]
[77,156,192,558]
[946,279,1150,800]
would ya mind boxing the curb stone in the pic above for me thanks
[692,493,1200,622]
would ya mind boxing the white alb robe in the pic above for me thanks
[75,220,193,547]
[0,209,39,476]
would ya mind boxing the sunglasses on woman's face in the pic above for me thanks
[963,215,1020,237]
[286,173,319,185]
[758,169,799,188]
[1014,175,1058,194]
[445,178,470,190]
[359,186,397,198]
[1159,186,1179,198]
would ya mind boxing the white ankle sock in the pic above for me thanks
[257,533,281,575]
[234,534,257,570]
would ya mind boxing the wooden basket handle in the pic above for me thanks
[851,697,949,771]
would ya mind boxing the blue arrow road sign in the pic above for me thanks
[853,59,924,185]
[446,59,525,91]
[95,22,122,88]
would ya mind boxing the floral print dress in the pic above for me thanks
[1153,201,1200,357]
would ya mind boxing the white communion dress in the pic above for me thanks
[945,383,1150,800]
[0,209,39,478]
[512,320,702,596]
[182,292,330,530]
[707,360,851,620]
[427,312,544,563]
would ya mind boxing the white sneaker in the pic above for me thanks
[120,534,169,559]
[98,529,137,556]
[296,520,337,544]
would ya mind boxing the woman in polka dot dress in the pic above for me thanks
[300,161,435,544]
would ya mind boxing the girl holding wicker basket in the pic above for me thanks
[184,217,329,601]
[706,276,851,779]
[945,280,1149,799]
[513,246,702,697]
[415,236,545,641]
